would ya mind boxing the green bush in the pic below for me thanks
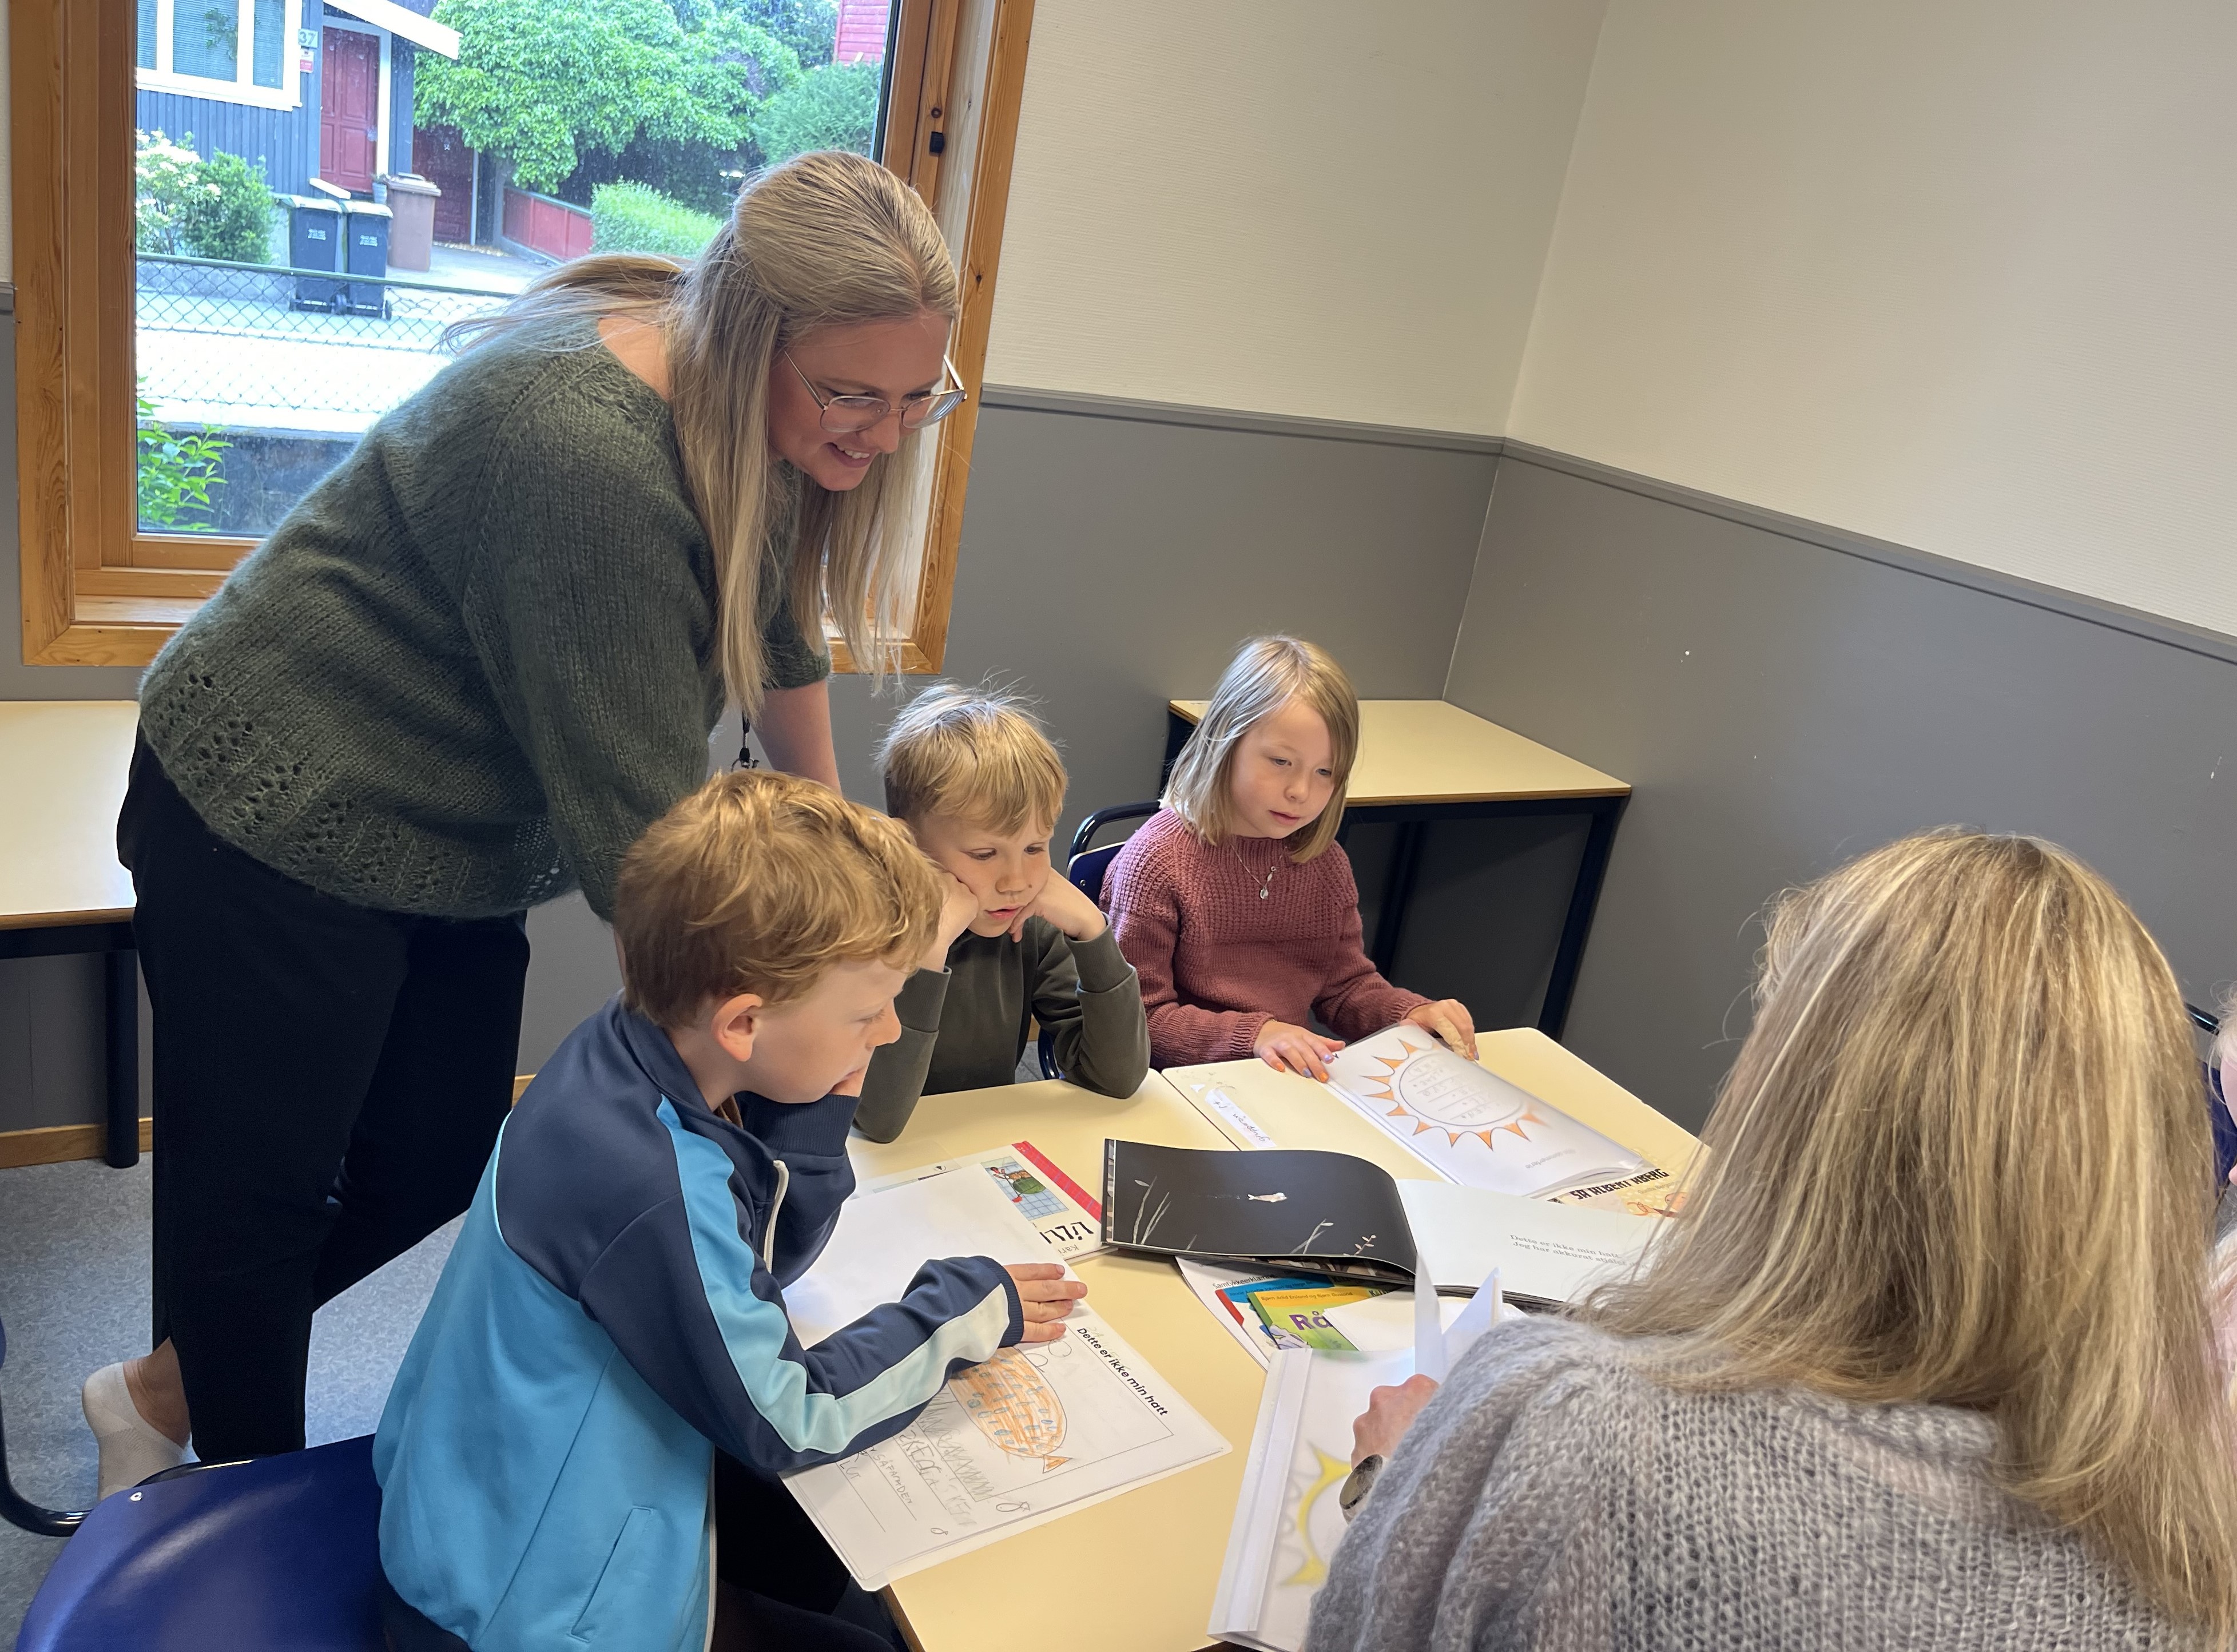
[136,388,229,533]
[178,150,276,263]
[134,130,205,255]
[750,61,879,168]
[590,180,723,258]
[136,132,276,263]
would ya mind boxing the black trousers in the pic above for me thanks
[120,741,529,1462]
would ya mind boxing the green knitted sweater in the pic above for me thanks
[137,319,828,920]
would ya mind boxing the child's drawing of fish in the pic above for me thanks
[951,1347,1070,1472]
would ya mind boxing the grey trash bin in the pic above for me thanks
[341,200,393,317]
[283,195,345,310]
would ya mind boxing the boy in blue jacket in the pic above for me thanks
[374,771,1086,1651]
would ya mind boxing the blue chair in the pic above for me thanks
[1038,802,1159,1079]
[17,1433,384,1651]
[0,1316,88,1539]
[1063,801,1160,907]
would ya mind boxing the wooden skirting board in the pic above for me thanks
[0,1117,154,1169]
[0,1078,538,1169]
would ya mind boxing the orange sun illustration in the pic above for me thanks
[1349,1031,1548,1150]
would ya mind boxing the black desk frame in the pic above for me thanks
[0,921,140,1167]
[1162,710,1625,1041]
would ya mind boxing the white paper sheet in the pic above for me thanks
[856,1142,1103,1260]
[785,1164,1062,1347]
[788,1309,1229,1588]
[1396,1180,1659,1304]
[783,1162,1227,1589]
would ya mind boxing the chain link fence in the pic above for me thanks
[136,254,514,432]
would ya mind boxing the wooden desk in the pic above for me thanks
[1164,698,1630,1038]
[1161,1028,1701,1189]
[847,1074,1258,1652]
[0,701,142,1166]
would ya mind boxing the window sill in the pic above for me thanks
[135,67,303,112]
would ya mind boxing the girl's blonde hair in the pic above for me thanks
[1162,636,1358,862]
[451,151,957,715]
[1586,829,2237,1635]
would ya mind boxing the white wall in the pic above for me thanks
[983,0,1607,435]
[1508,0,2237,637]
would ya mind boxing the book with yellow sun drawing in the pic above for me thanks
[1325,1024,1680,1214]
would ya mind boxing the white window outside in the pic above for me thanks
[137,0,306,112]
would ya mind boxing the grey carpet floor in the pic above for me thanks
[0,1157,458,1643]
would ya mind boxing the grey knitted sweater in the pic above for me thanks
[1307,1316,2199,1651]
[138,319,828,921]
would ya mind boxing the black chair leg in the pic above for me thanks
[0,1393,88,1538]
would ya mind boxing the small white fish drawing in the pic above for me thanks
[1246,1192,1288,1204]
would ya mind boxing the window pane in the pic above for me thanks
[136,0,158,71]
[172,1,239,84]
[251,0,285,90]
[136,0,897,538]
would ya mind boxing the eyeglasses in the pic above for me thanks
[784,351,969,435]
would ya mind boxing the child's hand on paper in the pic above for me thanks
[1405,1000,1478,1061]
[1006,1262,1087,1344]
[1254,1019,1344,1081]
[1010,870,1108,944]
[1351,1373,1440,1466]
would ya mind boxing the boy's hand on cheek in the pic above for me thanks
[1012,871,1107,943]
[1004,1262,1087,1343]
[924,871,981,968]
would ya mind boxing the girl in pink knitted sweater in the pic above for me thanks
[1101,636,1475,1077]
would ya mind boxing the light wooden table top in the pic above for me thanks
[0,700,138,930]
[847,1073,1258,1652]
[1161,1027,1702,1189]
[847,1052,1698,1652]
[1169,697,1628,805]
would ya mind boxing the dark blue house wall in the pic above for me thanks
[136,2,423,199]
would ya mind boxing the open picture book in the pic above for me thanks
[1323,1024,1682,1214]
[782,1155,1227,1589]
[1102,1139,1659,1310]
[1209,1284,1508,1651]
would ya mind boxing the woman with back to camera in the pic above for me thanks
[1313,829,2237,1650]
[88,152,970,1500]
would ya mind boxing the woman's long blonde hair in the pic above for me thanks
[1162,636,1360,861]
[1587,829,2237,1634]
[450,151,956,714]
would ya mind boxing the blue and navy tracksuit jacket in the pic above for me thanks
[372,996,1023,1652]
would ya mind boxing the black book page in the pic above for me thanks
[1100,1141,1417,1282]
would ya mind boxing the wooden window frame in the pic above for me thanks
[17,0,1034,673]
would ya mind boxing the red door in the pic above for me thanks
[415,124,475,243]
[319,29,380,193]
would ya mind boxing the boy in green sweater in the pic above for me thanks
[852,687,1150,1141]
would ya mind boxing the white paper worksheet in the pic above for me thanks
[781,1165,1229,1588]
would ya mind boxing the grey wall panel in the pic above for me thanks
[829,395,1500,857]
[1445,453,2237,1134]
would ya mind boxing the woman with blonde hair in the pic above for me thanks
[1313,829,2237,1650]
[93,152,967,1500]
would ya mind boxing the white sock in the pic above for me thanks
[82,1362,191,1500]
